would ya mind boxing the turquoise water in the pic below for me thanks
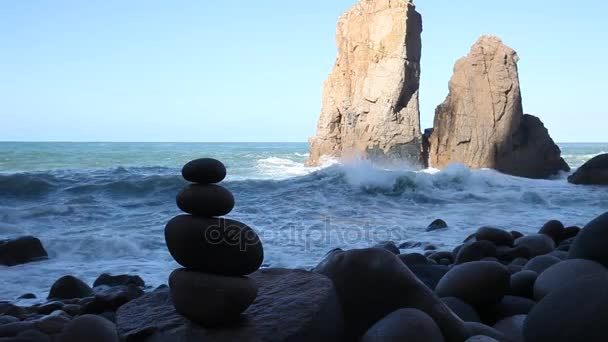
[1,142,607,301]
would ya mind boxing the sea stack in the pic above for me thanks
[164,158,264,327]
[307,0,423,166]
[428,35,570,179]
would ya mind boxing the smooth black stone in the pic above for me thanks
[567,153,608,185]
[373,241,400,255]
[428,251,454,264]
[48,276,94,300]
[514,234,555,257]
[0,236,48,266]
[568,212,608,267]
[408,264,449,291]
[441,297,481,322]
[558,226,581,243]
[509,271,537,299]
[524,274,608,342]
[426,219,448,232]
[181,158,226,184]
[481,296,535,325]
[464,322,506,342]
[361,308,445,342]
[169,268,258,327]
[57,314,119,342]
[455,241,497,264]
[533,258,608,301]
[435,261,510,309]
[510,231,524,240]
[493,315,525,342]
[399,253,429,266]
[496,245,531,262]
[522,255,561,275]
[165,215,264,276]
[18,293,36,300]
[538,220,564,243]
[93,273,144,288]
[314,248,468,342]
[176,184,235,217]
[476,227,514,247]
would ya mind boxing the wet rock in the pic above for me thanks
[524,274,608,342]
[176,184,235,217]
[567,153,608,185]
[314,248,468,341]
[538,220,564,243]
[426,219,448,232]
[48,275,93,300]
[455,241,497,264]
[169,268,258,327]
[18,294,36,300]
[93,274,145,288]
[117,268,344,342]
[83,285,144,314]
[533,258,608,301]
[181,158,227,184]
[495,245,531,262]
[33,302,64,315]
[0,303,27,319]
[373,241,400,255]
[476,227,513,247]
[522,255,561,274]
[558,226,580,243]
[509,270,537,299]
[514,234,554,257]
[436,261,510,309]
[0,236,48,266]
[568,212,608,267]
[441,297,481,322]
[165,215,264,276]
[57,314,119,342]
[361,308,445,342]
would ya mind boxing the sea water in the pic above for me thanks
[1,142,607,300]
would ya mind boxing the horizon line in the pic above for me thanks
[0,140,607,144]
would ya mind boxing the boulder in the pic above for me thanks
[175,184,235,217]
[428,35,569,178]
[48,275,93,300]
[514,234,554,257]
[0,236,48,266]
[307,0,424,165]
[314,248,468,341]
[435,261,510,309]
[427,219,448,232]
[164,215,263,276]
[441,297,481,323]
[524,274,608,342]
[361,308,445,342]
[57,314,119,342]
[568,153,608,185]
[493,315,525,342]
[533,258,607,301]
[475,227,513,247]
[181,158,227,184]
[538,220,564,243]
[117,268,344,341]
[169,269,258,327]
[455,241,497,264]
[93,273,145,288]
[509,270,537,299]
[568,212,608,267]
[521,255,561,274]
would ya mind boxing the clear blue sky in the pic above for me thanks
[0,0,606,142]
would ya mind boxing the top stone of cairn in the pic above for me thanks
[181,158,226,184]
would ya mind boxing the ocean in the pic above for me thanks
[1,142,607,301]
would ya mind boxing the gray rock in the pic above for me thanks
[568,212,608,267]
[48,275,93,300]
[441,297,481,322]
[361,308,445,342]
[93,273,145,288]
[464,322,506,342]
[117,268,344,342]
[455,241,497,264]
[493,315,525,342]
[514,234,554,257]
[476,227,514,247]
[522,255,561,274]
[533,258,608,301]
[57,314,119,342]
[509,271,537,299]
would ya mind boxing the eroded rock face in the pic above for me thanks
[429,36,569,178]
[308,0,423,166]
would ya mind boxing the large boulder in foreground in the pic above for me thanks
[116,268,344,341]
[568,212,608,267]
[307,0,424,166]
[568,153,608,185]
[428,35,569,178]
[314,248,468,342]
[0,236,48,266]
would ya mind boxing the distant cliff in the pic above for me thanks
[307,0,423,166]
[429,36,569,178]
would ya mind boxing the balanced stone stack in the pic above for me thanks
[164,158,264,327]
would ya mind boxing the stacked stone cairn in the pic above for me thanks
[164,158,264,327]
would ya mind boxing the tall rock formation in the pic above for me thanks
[429,35,569,178]
[307,0,423,166]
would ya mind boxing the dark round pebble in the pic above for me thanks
[522,255,561,275]
[476,227,514,247]
[181,158,226,184]
[426,219,448,232]
[455,241,497,264]
[514,234,555,257]
[165,215,264,276]
[441,297,481,322]
[533,258,608,301]
[361,308,445,342]
[568,212,608,268]
[538,220,565,243]
[176,184,235,217]
[509,270,537,299]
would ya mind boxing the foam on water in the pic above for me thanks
[1,142,607,301]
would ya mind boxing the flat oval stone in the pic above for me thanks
[165,215,264,276]
[169,269,258,327]
[176,184,234,217]
[182,158,226,184]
